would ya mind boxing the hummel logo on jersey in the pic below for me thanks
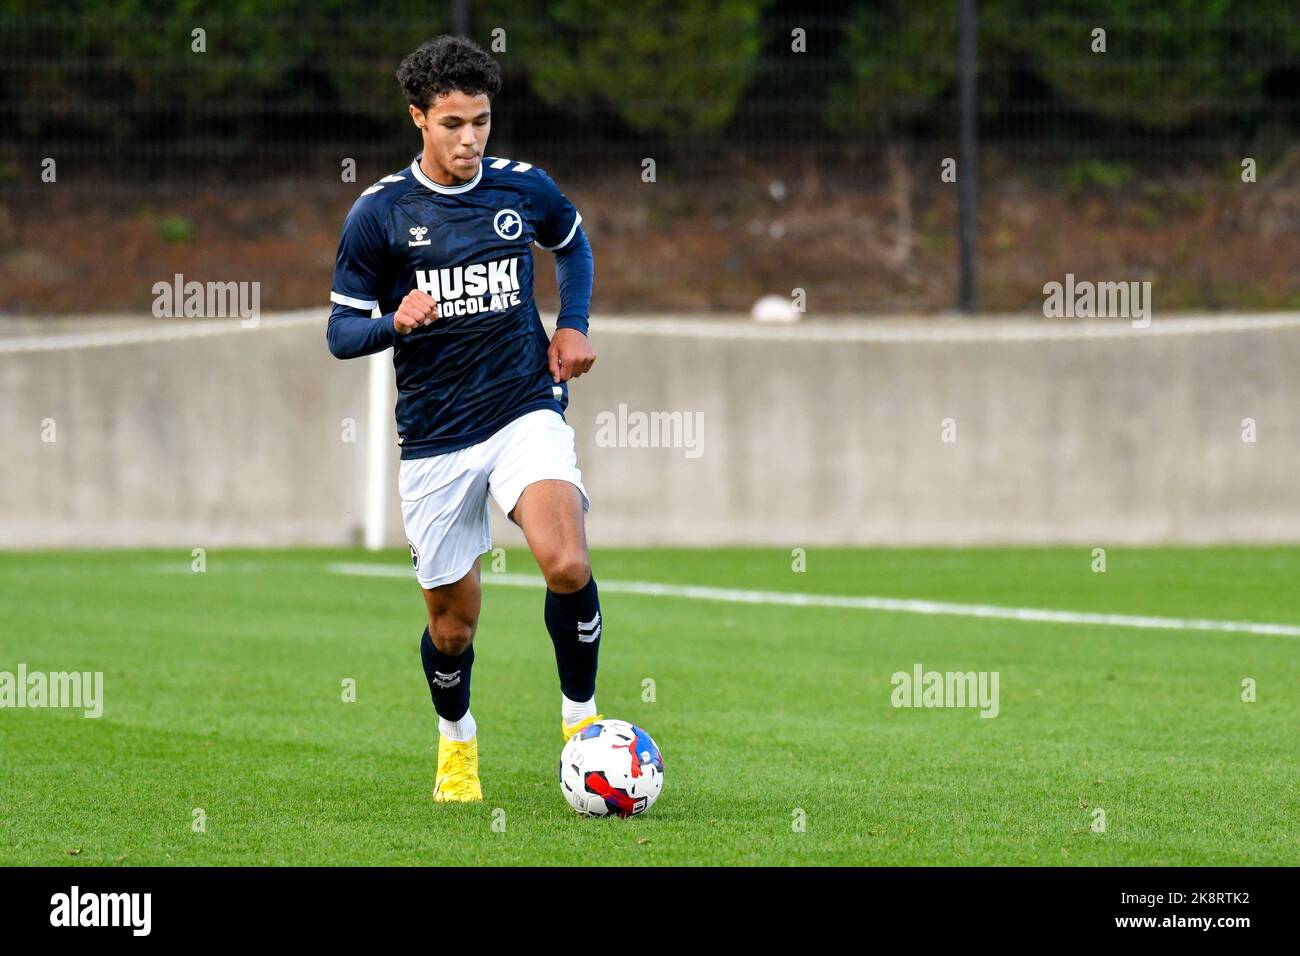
[415,256,522,318]
[493,208,522,240]
[577,611,601,644]
[432,670,461,689]
[408,226,430,247]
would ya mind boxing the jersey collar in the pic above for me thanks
[410,154,482,194]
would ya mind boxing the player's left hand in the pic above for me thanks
[548,327,595,384]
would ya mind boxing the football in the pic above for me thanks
[559,719,665,817]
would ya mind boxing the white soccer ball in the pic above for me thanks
[559,719,665,817]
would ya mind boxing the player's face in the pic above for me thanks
[410,90,491,185]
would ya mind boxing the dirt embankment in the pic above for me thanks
[2,154,1298,317]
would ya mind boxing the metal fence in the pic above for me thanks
[2,1,1298,317]
[2,1,1298,182]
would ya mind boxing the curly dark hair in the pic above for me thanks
[396,35,501,110]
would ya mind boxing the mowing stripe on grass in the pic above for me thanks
[326,563,1300,638]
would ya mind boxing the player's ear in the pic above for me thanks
[409,104,426,130]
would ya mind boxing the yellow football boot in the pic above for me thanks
[562,713,605,742]
[432,736,483,803]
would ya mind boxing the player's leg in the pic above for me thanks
[400,450,491,802]
[511,479,603,739]
[510,478,590,589]
[420,559,480,740]
[487,410,602,740]
[420,563,484,801]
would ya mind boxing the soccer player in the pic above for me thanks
[326,36,603,802]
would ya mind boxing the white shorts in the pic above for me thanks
[399,409,589,589]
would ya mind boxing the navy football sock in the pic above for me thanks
[544,575,601,702]
[419,627,474,722]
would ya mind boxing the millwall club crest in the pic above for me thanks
[408,540,419,571]
[493,208,522,240]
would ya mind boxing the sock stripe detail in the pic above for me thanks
[577,611,601,643]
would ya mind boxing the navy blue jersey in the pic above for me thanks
[330,154,586,459]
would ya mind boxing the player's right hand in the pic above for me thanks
[394,289,439,334]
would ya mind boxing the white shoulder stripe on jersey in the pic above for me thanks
[488,157,534,173]
[330,291,380,311]
[535,211,584,251]
[359,174,407,198]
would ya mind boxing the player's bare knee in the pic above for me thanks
[432,628,474,656]
[544,553,591,593]
[430,614,477,656]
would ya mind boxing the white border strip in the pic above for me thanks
[6,311,1300,355]
[536,211,584,251]
[330,291,379,311]
[0,315,324,354]
[566,313,1300,343]
[327,563,1300,638]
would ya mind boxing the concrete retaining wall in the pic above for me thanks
[2,313,1298,549]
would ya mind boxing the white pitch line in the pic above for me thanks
[326,563,1300,638]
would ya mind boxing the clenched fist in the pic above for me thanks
[394,289,439,334]
[548,327,596,383]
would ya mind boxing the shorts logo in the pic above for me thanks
[432,670,461,689]
[493,208,522,240]
[408,540,419,570]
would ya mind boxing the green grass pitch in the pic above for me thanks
[1,547,1297,866]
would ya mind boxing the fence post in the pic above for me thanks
[452,0,470,37]
[364,350,393,551]
[958,0,978,314]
